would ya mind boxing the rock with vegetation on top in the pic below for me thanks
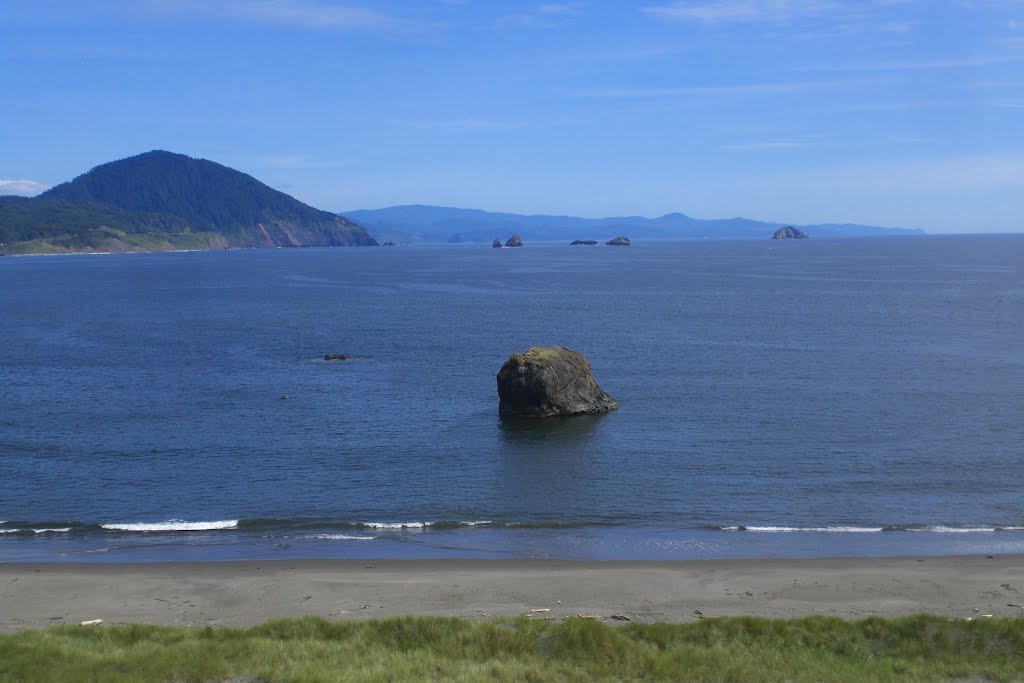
[606,236,631,246]
[492,238,503,248]
[505,233,524,247]
[497,346,619,418]
[771,226,808,239]
[571,240,598,245]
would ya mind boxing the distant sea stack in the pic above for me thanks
[505,233,524,247]
[492,237,503,248]
[606,236,631,246]
[496,346,619,418]
[571,240,598,246]
[771,226,808,239]
[0,150,378,256]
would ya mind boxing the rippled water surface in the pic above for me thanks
[2,236,1022,561]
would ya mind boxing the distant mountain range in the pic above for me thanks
[0,151,377,255]
[343,205,925,244]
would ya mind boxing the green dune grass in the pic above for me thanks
[1,614,1022,682]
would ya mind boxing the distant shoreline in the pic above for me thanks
[3,555,1022,631]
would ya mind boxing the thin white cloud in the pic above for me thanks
[403,117,529,130]
[571,77,880,98]
[228,154,349,170]
[492,4,582,28]
[722,137,819,151]
[538,3,577,14]
[143,0,396,29]
[803,54,1024,72]
[0,180,48,197]
[839,97,1024,111]
[811,153,1024,192]
[641,0,842,23]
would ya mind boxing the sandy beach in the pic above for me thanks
[2,555,1023,632]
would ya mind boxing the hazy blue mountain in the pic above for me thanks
[1,150,377,254]
[343,205,925,244]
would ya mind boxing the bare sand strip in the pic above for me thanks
[2,556,1024,632]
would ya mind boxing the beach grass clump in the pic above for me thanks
[1,614,1023,682]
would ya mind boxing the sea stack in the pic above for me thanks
[497,346,619,418]
[606,236,631,246]
[492,238,503,248]
[771,226,808,239]
[505,233,524,247]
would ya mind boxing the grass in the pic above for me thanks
[1,614,1023,682]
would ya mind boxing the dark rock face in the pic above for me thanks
[505,233,524,247]
[606,236,631,246]
[497,346,619,418]
[771,226,808,239]
[324,354,350,361]
[492,238,503,248]
[571,240,598,245]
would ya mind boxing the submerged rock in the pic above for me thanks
[324,354,350,361]
[771,226,808,239]
[505,233,524,247]
[492,237,503,248]
[606,236,631,246]
[571,240,598,245]
[497,346,619,418]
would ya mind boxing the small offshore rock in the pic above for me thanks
[606,236,631,246]
[492,237,503,248]
[771,226,808,239]
[324,354,350,361]
[505,233,524,247]
[571,240,598,245]
[497,345,619,418]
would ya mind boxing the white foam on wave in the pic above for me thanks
[913,526,995,534]
[306,534,376,541]
[737,526,884,533]
[0,527,71,535]
[360,520,491,529]
[100,520,239,532]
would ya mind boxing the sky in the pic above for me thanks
[2,1,1023,233]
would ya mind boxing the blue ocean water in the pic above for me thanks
[1,235,1023,562]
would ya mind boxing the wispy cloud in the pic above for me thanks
[492,3,583,28]
[641,0,842,23]
[571,77,880,98]
[722,137,820,151]
[235,154,349,169]
[143,0,396,30]
[803,54,1024,72]
[839,97,1024,111]
[815,153,1024,192]
[0,180,48,197]
[402,117,529,130]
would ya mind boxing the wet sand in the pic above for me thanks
[2,555,1023,632]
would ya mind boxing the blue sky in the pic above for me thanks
[2,1,1022,233]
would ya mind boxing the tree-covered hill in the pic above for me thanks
[0,151,377,254]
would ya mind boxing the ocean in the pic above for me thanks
[2,235,1022,562]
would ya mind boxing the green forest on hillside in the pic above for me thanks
[0,151,376,254]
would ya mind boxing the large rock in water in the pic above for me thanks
[606,236,631,246]
[505,233,524,247]
[497,346,619,418]
[492,237,503,248]
[771,226,808,239]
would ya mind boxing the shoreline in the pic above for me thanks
[3,555,1023,632]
